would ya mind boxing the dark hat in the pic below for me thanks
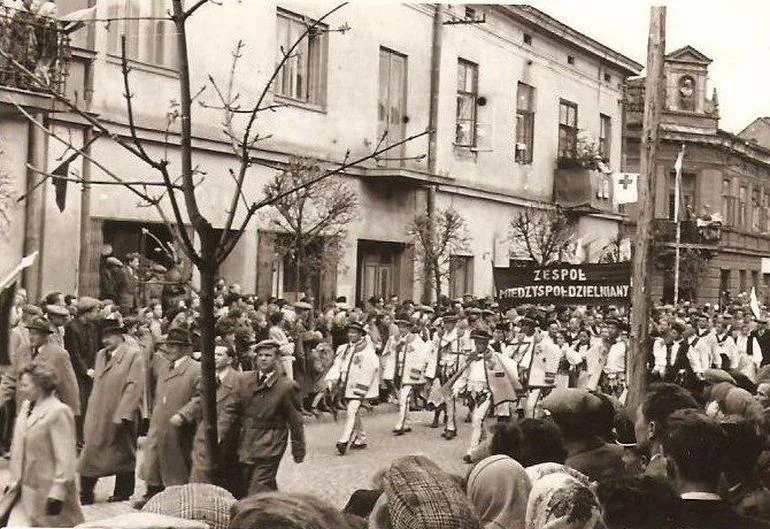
[101,318,125,336]
[542,388,606,420]
[45,304,70,317]
[166,326,193,346]
[253,339,279,351]
[518,316,537,328]
[441,313,459,323]
[21,304,43,316]
[394,313,412,326]
[470,328,492,341]
[126,252,141,260]
[345,321,366,334]
[26,317,52,334]
[495,322,511,332]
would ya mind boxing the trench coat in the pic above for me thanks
[0,340,80,416]
[235,371,306,464]
[177,367,240,483]
[139,355,200,487]
[325,340,380,400]
[79,341,144,477]
[64,318,100,413]
[7,396,84,527]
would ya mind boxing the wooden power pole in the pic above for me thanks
[627,6,666,413]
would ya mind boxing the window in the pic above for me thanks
[720,269,731,297]
[604,73,612,83]
[599,114,611,161]
[740,270,747,293]
[449,256,474,299]
[515,82,535,164]
[567,55,575,65]
[378,47,407,163]
[753,187,761,230]
[740,185,748,227]
[753,270,760,290]
[455,59,478,147]
[668,172,695,220]
[275,9,328,107]
[465,6,476,19]
[523,33,532,45]
[106,0,177,69]
[558,99,578,159]
[721,179,734,224]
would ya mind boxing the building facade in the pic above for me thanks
[624,46,770,304]
[2,2,642,305]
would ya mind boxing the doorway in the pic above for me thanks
[356,240,407,304]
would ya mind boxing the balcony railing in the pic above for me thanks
[652,219,722,245]
[0,4,70,94]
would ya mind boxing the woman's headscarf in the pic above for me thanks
[467,455,531,529]
[525,472,602,529]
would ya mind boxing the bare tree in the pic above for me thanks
[598,232,631,263]
[407,207,470,300]
[264,157,358,300]
[2,1,427,478]
[508,206,577,265]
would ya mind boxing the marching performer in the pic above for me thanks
[324,322,380,456]
[453,329,522,463]
[392,316,430,436]
[524,324,563,417]
[425,314,470,440]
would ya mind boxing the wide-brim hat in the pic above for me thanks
[442,313,459,323]
[101,318,126,336]
[394,313,412,326]
[416,305,434,314]
[293,301,313,311]
[518,316,537,328]
[75,296,101,314]
[45,304,70,318]
[21,304,43,316]
[26,317,53,334]
[345,321,366,334]
[253,339,279,351]
[105,256,123,267]
[166,326,193,346]
[470,328,492,341]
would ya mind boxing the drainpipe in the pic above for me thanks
[423,3,442,303]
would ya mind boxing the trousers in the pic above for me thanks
[396,385,415,429]
[243,455,283,494]
[340,399,366,445]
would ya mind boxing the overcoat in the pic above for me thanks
[79,341,144,476]
[7,396,84,527]
[325,340,380,399]
[139,354,200,486]
[235,371,306,464]
[0,340,80,416]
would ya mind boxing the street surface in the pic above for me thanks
[0,404,473,521]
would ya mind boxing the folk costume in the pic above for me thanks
[324,322,379,454]
[392,331,430,435]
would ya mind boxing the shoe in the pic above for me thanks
[429,417,439,428]
[404,427,412,433]
[80,493,95,506]
[392,428,404,436]
[462,454,472,464]
[444,430,457,440]
[107,495,131,503]
[351,443,367,450]
[336,442,347,456]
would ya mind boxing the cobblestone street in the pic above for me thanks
[0,404,474,522]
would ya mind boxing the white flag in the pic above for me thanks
[613,173,638,204]
[751,287,761,319]
[673,145,685,220]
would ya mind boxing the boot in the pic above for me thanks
[336,442,347,456]
[429,412,440,429]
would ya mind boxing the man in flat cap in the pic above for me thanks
[8,305,42,364]
[136,326,200,508]
[232,339,305,494]
[45,304,71,348]
[324,321,379,455]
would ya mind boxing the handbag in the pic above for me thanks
[0,483,20,526]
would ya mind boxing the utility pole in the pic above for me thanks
[627,6,666,412]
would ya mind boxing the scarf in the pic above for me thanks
[467,455,531,529]
[525,471,602,529]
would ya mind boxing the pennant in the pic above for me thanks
[750,287,761,319]
[673,145,686,221]
[613,173,638,204]
[0,281,16,366]
[51,161,69,213]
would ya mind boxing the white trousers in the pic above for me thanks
[468,397,492,455]
[340,399,366,445]
[396,385,414,430]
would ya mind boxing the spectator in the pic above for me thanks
[525,470,602,529]
[230,492,362,529]
[596,476,680,529]
[466,455,531,529]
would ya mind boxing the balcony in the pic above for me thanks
[553,167,615,214]
[652,219,722,246]
[0,4,70,94]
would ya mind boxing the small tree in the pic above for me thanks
[509,206,577,265]
[598,233,632,263]
[263,157,358,301]
[407,207,470,301]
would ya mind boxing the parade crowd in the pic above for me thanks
[4,252,770,528]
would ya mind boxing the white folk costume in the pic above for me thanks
[426,325,471,435]
[601,337,627,398]
[524,337,563,417]
[688,329,718,377]
[565,338,592,388]
[453,347,522,457]
[393,333,430,432]
[714,330,738,370]
[324,336,379,449]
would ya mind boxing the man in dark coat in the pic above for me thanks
[233,339,305,494]
[79,320,143,504]
[135,327,200,508]
[750,318,770,367]
[64,296,102,444]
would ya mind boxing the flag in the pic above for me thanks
[751,287,761,319]
[0,281,16,366]
[52,161,69,213]
[673,145,686,221]
[613,173,638,204]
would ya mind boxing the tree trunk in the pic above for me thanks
[433,265,442,302]
[198,250,220,479]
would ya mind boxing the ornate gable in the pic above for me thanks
[665,45,712,65]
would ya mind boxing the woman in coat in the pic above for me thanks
[6,360,84,527]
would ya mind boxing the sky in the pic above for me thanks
[517,0,770,133]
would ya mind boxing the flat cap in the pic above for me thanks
[105,256,123,267]
[76,296,101,314]
[21,304,43,316]
[703,368,736,386]
[470,328,492,341]
[166,326,192,346]
[542,388,606,420]
[101,318,125,336]
[345,321,366,334]
[253,339,279,351]
[26,317,52,334]
[142,483,235,529]
[45,304,70,317]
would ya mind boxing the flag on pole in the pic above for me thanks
[613,173,638,204]
[673,145,686,220]
[52,161,69,213]
[750,287,761,319]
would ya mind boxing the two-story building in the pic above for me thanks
[624,46,770,304]
[3,2,642,305]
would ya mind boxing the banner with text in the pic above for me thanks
[494,262,631,308]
